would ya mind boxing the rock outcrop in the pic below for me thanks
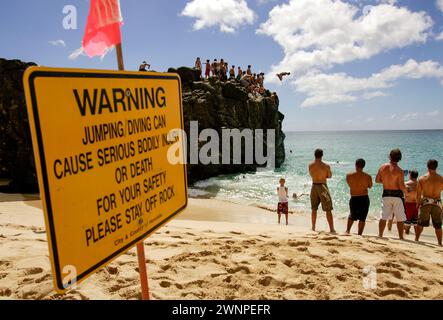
[0,60,285,192]
[0,58,38,193]
[168,67,286,184]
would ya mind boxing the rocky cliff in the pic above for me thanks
[168,67,286,184]
[0,59,37,193]
[0,59,285,192]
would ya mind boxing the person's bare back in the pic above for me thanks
[347,171,372,196]
[309,160,332,184]
[405,179,418,203]
[376,163,405,191]
[417,173,443,200]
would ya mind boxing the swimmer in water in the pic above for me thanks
[293,193,308,200]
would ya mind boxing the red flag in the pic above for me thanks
[75,0,123,58]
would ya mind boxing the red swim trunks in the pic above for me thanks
[405,202,419,225]
[278,202,288,215]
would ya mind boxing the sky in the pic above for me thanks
[1,0,443,132]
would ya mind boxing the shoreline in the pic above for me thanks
[0,195,442,300]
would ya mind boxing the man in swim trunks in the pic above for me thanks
[346,159,373,236]
[404,170,419,235]
[308,149,336,233]
[415,159,443,246]
[376,149,407,240]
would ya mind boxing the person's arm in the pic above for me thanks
[375,167,383,184]
[368,175,373,189]
[416,179,422,206]
[285,187,289,197]
[398,171,406,192]
[346,174,351,188]
[327,165,332,179]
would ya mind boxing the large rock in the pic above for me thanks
[0,58,38,193]
[169,67,286,185]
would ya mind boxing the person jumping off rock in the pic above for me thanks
[277,72,291,81]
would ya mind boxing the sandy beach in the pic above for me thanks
[0,196,442,300]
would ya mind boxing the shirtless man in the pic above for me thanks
[415,160,443,246]
[346,159,373,236]
[404,170,419,235]
[376,149,407,239]
[308,149,335,233]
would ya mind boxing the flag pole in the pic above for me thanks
[115,42,150,301]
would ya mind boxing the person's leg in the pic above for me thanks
[311,210,317,231]
[379,220,387,238]
[346,219,354,234]
[404,225,411,235]
[326,211,336,233]
[435,228,442,246]
[278,213,281,225]
[285,214,288,226]
[396,221,405,240]
[415,225,424,241]
[358,221,366,236]
[387,218,394,231]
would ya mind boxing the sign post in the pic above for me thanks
[23,66,187,294]
[115,42,150,300]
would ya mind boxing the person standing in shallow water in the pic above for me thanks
[277,178,289,226]
[415,159,443,246]
[308,149,336,233]
[376,149,407,240]
[404,170,419,235]
[346,159,373,236]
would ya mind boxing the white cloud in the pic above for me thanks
[181,0,256,33]
[426,110,440,117]
[258,0,433,81]
[49,40,66,47]
[437,0,443,12]
[436,31,443,41]
[294,59,443,107]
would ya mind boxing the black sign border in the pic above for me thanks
[27,70,188,292]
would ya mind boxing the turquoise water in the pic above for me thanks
[189,130,443,218]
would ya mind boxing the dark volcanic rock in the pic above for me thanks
[0,62,285,192]
[0,58,38,193]
[169,67,286,185]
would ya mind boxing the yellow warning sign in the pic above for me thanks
[23,67,188,293]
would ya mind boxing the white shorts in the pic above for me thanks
[380,197,406,222]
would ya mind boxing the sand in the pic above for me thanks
[0,197,442,300]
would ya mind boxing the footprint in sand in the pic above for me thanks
[23,267,44,276]
[378,288,409,298]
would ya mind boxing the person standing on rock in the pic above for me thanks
[247,65,252,76]
[309,149,336,233]
[229,65,236,79]
[139,61,150,71]
[195,57,202,78]
[236,67,243,80]
[204,59,211,79]
[211,59,218,78]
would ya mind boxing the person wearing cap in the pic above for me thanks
[139,61,150,72]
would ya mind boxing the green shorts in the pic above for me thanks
[418,205,442,229]
[311,184,333,212]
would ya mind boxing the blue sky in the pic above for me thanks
[1,0,443,131]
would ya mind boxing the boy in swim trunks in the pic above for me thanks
[308,149,336,233]
[277,178,289,226]
[415,159,443,246]
[346,159,373,236]
[404,170,419,235]
[376,149,407,240]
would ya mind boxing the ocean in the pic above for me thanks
[189,130,443,218]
